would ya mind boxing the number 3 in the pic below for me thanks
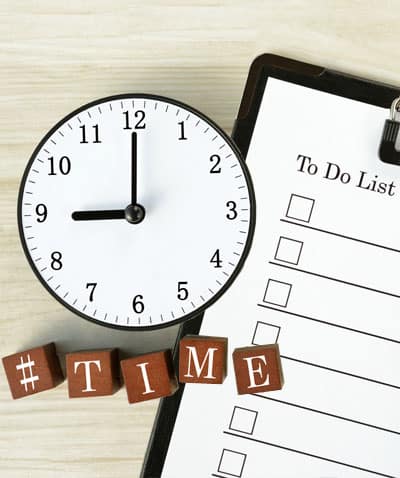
[226,201,237,220]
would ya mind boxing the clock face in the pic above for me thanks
[18,94,255,330]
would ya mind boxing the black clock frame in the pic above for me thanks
[17,93,256,331]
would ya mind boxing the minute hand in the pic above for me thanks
[131,131,138,206]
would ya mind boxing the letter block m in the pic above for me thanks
[179,335,228,384]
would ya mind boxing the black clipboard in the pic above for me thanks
[140,54,400,478]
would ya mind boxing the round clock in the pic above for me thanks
[18,94,255,330]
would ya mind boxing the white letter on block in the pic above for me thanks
[243,355,270,389]
[74,360,101,392]
[185,346,218,379]
[136,362,155,395]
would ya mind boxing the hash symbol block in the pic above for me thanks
[121,349,178,404]
[274,236,303,265]
[2,343,64,399]
[233,343,284,395]
[179,335,227,384]
[286,194,315,222]
[66,349,120,398]
[263,279,292,307]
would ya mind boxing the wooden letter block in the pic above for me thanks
[2,343,64,399]
[120,350,178,404]
[66,349,120,398]
[233,343,284,395]
[179,335,227,384]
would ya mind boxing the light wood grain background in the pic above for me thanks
[1,1,399,476]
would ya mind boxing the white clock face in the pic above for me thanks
[18,95,254,329]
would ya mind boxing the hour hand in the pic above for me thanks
[72,209,125,221]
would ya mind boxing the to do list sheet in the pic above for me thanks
[161,78,400,478]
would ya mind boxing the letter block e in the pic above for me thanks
[233,344,284,395]
[179,335,228,384]
[66,349,120,398]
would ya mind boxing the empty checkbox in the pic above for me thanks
[229,406,258,435]
[263,279,292,307]
[275,236,303,265]
[218,449,247,477]
[286,194,315,222]
[252,321,281,346]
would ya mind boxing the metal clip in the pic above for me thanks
[379,97,400,165]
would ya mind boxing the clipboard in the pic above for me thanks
[141,54,400,478]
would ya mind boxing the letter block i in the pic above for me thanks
[179,335,228,384]
[233,344,284,395]
[2,343,64,399]
[120,350,178,404]
[66,349,120,398]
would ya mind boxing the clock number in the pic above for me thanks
[123,110,146,130]
[35,204,47,223]
[177,281,189,300]
[122,111,130,130]
[48,156,71,176]
[50,251,63,270]
[132,294,144,313]
[210,154,221,173]
[210,249,222,268]
[86,282,97,302]
[134,110,146,129]
[178,121,187,140]
[80,124,101,144]
[226,200,237,220]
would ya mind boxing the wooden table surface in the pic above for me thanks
[1,1,399,476]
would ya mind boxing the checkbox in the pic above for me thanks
[252,321,281,346]
[229,406,258,435]
[263,279,292,307]
[274,237,303,265]
[218,449,247,477]
[286,194,315,223]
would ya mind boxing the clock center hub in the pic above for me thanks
[124,203,146,224]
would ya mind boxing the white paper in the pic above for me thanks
[161,78,400,478]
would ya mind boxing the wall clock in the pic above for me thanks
[18,94,255,330]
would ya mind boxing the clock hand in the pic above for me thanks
[124,131,146,224]
[72,206,145,224]
[131,131,137,206]
[72,209,125,221]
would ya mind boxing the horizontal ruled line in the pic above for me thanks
[257,303,400,344]
[281,218,400,254]
[281,355,400,390]
[269,261,400,299]
[253,394,400,436]
[223,431,396,477]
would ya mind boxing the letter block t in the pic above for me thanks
[121,350,178,404]
[2,343,64,399]
[179,335,228,384]
[66,349,120,398]
[233,344,284,395]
